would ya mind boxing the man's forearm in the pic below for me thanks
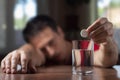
[94,37,118,67]
[18,44,34,53]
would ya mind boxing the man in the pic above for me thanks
[1,15,118,74]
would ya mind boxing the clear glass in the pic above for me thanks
[72,39,94,74]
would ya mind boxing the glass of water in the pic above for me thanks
[72,34,94,74]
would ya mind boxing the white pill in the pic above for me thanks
[80,29,88,38]
[17,64,22,71]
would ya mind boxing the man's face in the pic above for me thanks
[29,27,68,60]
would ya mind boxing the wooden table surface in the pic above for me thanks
[0,65,120,80]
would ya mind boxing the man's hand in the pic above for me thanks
[87,17,118,67]
[1,44,45,74]
[87,17,113,44]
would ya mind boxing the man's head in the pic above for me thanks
[23,15,71,61]
[23,15,58,42]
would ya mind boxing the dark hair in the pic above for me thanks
[23,15,58,43]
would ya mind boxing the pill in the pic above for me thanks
[80,29,88,38]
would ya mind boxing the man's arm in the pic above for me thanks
[87,17,118,67]
[1,44,45,74]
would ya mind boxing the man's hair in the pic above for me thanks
[23,15,58,43]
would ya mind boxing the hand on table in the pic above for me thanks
[1,45,45,74]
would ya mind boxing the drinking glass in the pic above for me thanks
[72,39,94,74]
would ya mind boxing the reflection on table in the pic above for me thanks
[0,65,120,80]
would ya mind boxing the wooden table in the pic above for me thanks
[0,65,120,80]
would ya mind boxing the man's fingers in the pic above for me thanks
[94,37,107,44]
[5,56,11,74]
[0,50,29,74]
[92,31,111,44]
[87,17,108,35]
[1,59,5,72]
[20,51,28,73]
[11,53,20,74]
[90,22,113,39]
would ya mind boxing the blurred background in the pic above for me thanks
[0,0,120,63]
